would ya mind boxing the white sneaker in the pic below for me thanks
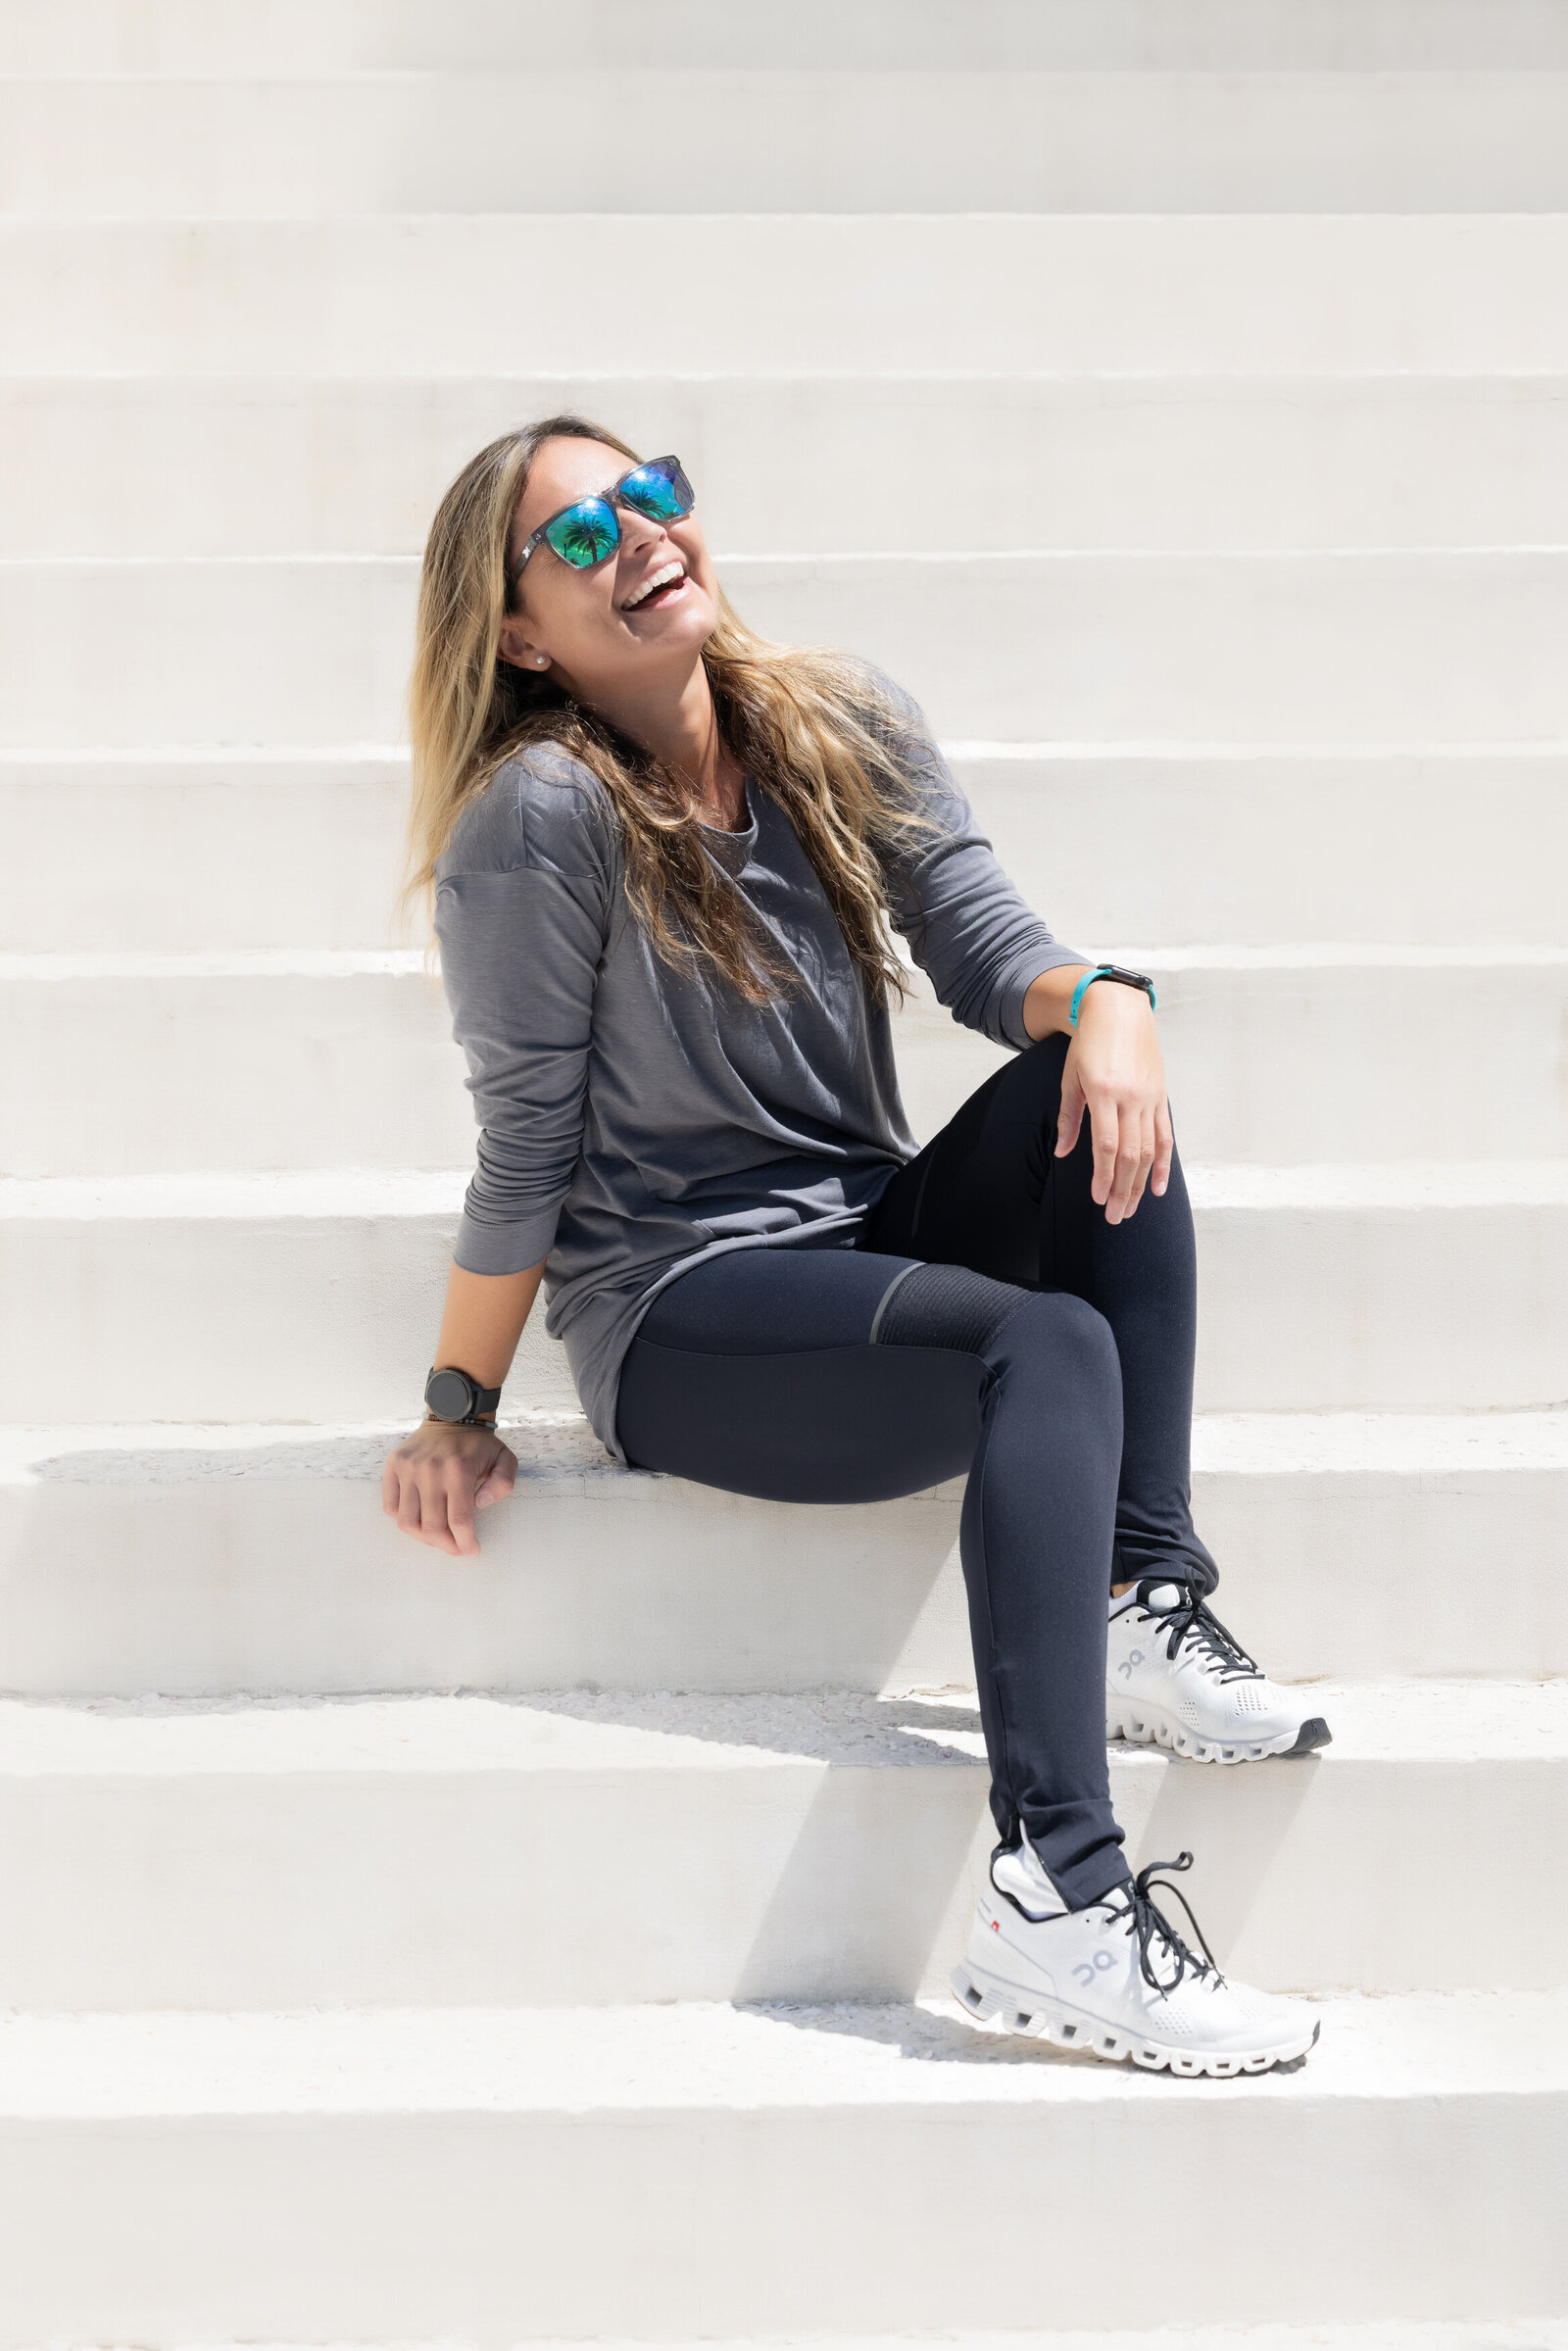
[1105,1578,1332,1764]
[952,1840,1318,2078]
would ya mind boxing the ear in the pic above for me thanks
[498,612,552,672]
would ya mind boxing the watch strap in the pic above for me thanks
[1068,964,1157,1026]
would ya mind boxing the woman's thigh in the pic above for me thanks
[859,1034,1097,1293]
[615,1242,990,1505]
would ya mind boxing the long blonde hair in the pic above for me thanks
[405,416,927,1003]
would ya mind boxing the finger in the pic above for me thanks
[1152,1097,1175,1198]
[1055,1058,1087,1157]
[413,1468,460,1557]
[1089,1089,1120,1207]
[444,1465,481,1557]
[1124,1104,1156,1218]
[395,1473,426,1540]
[1106,1116,1143,1223]
[381,1456,401,1517]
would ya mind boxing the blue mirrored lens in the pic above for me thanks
[618,459,693,523]
[545,498,620,568]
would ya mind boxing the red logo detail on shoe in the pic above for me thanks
[991,1918,1000,1931]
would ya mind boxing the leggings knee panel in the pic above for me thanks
[871,1258,1030,1356]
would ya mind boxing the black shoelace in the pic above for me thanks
[1103,1852,1225,1995]
[1145,1580,1261,1684]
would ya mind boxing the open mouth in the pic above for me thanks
[621,560,688,613]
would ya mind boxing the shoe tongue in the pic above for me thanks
[991,1839,1069,1920]
[1141,1581,1185,1613]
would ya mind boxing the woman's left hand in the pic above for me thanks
[1054,981,1173,1224]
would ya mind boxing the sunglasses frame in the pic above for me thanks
[508,455,695,593]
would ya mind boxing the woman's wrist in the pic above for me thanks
[1024,964,1159,1041]
[1021,963,1099,1041]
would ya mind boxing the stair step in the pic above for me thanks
[4,1411,1565,1696]
[0,1990,1559,2339]
[4,1165,1562,1421]
[6,947,1564,1175]
[6,216,1567,375]
[0,1681,1560,2006]
[0,2336,1546,2351]
[7,70,1568,217]
[6,745,1563,953]
[8,548,1567,749]
[8,374,1568,560]
[12,0,1568,74]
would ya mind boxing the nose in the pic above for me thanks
[615,498,664,559]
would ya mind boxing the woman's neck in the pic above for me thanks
[576,660,747,830]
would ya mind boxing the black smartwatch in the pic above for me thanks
[423,1364,503,1426]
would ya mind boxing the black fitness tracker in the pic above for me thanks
[1096,964,1156,1004]
[423,1364,503,1426]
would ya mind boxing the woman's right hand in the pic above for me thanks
[382,1419,518,1557]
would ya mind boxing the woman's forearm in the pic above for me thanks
[430,1259,547,1401]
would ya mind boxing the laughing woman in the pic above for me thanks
[383,416,1327,2076]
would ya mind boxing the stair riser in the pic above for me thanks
[6,552,1567,748]
[11,73,1568,216]
[1,758,412,952]
[6,1196,1562,1419]
[3,2082,1561,2343]
[8,754,1564,953]
[2,1455,1563,1693]
[12,0,1568,73]
[8,961,1562,1175]
[8,217,1568,374]
[10,376,1568,560]
[0,1742,1558,2004]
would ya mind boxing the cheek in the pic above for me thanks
[528,566,620,654]
[672,519,713,585]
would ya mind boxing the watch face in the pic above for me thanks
[425,1368,473,1422]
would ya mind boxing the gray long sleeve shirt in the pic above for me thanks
[434,673,1082,1460]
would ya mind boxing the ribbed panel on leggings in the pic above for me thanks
[873,1259,1029,1356]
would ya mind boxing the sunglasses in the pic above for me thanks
[509,455,696,590]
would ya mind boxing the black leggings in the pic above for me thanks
[616,1035,1217,1909]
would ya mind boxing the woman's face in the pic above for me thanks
[498,436,719,708]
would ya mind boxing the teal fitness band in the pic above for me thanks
[1068,964,1157,1027]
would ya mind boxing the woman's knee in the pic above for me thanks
[998,1287,1121,1400]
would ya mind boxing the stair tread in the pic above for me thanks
[1,1987,1562,2117]
[11,0,1568,73]
[6,1406,1567,1485]
[2,2335,1549,2351]
[0,1681,1562,1772]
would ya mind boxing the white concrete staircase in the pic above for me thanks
[2,1,1566,2338]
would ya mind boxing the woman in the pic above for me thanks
[384,416,1326,2077]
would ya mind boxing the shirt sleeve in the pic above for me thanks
[433,756,613,1276]
[867,672,1085,1050]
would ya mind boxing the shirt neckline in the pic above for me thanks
[696,778,758,871]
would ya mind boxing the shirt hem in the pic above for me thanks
[591,1197,892,1466]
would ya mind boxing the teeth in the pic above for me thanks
[625,562,684,610]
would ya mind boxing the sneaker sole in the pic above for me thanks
[951,1957,1320,2078]
[1106,1700,1333,1765]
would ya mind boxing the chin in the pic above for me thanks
[644,586,718,651]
